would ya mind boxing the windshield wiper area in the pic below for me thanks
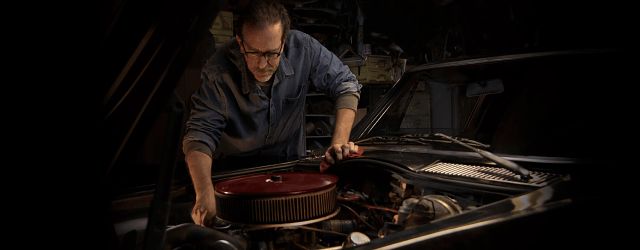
[356,134,491,148]
[434,133,532,182]
[399,134,491,148]
[356,136,434,145]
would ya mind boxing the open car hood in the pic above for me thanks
[351,49,629,161]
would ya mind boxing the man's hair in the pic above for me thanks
[238,0,290,41]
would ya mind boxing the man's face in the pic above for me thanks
[236,22,284,83]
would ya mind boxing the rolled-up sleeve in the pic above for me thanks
[182,73,228,157]
[334,94,359,111]
[307,35,362,100]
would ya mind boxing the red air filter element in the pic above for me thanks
[214,172,338,225]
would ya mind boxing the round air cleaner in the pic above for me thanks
[214,172,338,227]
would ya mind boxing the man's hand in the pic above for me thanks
[191,192,216,226]
[185,150,215,226]
[324,141,359,165]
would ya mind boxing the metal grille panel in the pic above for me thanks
[422,162,558,187]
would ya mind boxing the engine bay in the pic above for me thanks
[182,159,560,250]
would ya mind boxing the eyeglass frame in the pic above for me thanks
[240,40,284,66]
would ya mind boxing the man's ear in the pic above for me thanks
[235,35,242,51]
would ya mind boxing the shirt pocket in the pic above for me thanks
[284,84,304,103]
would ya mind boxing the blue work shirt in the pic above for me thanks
[183,30,361,169]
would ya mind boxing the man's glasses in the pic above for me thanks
[240,41,283,66]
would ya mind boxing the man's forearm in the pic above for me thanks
[185,151,214,198]
[332,108,356,145]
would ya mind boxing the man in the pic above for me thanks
[182,0,361,226]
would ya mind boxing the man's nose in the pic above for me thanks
[256,55,269,69]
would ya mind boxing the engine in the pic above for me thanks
[202,162,501,250]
